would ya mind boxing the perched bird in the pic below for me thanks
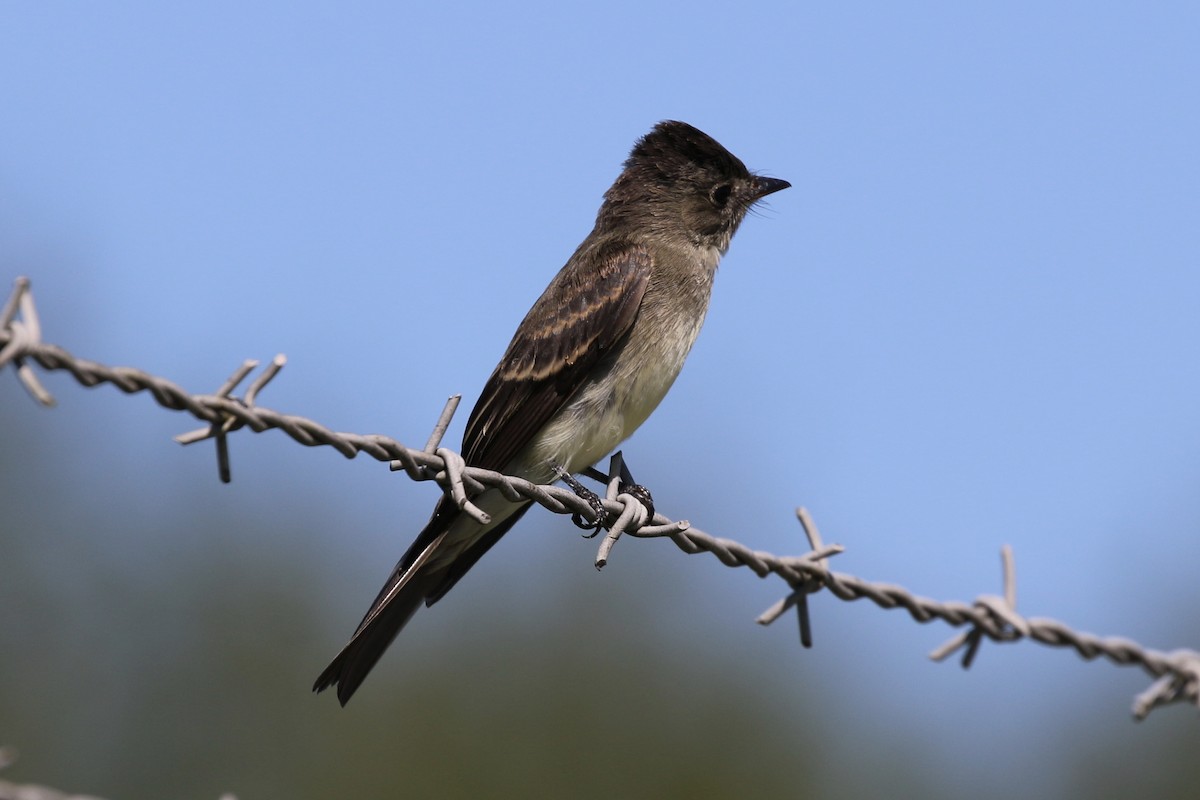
[315,120,789,704]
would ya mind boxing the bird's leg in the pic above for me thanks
[552,465,607,536]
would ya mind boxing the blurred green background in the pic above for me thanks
[3,334,1199,798]
[0,392,897,798]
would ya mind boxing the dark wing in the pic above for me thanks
[313,242,653,705]
[462,240,653,472]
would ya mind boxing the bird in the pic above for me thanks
[314,120,789,704]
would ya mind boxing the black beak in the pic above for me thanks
[750,175,791,200]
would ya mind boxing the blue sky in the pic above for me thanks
[3,2,1200,795]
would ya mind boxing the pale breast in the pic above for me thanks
[521,257,715,480]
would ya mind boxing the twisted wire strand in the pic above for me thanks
[0,746,211,800]
[2,277,1197,721]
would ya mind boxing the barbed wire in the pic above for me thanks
[3,276,1198,721]
[0,747,236,800]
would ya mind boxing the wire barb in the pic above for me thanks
[388,395,463,482]
[929,544,1029,668]
[756,508,843,647]
[590,452,653,568]
[0,277,56,407]
[174,356,287,483]
[1131,651,1200,721]
[5,276,1200,721]
[435,446,490,524]
[422,395,461,454]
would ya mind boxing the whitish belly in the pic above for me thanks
[519,310,703,481]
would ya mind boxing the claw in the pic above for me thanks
[618,482,655,524]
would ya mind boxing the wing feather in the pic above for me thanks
[462,241,653,472]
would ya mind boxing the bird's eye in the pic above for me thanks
[710,183,732,208]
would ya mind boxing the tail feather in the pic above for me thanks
[313,566,441,706]
[313,503,457,705]
[426,503,531,604]
[314,494,532,705]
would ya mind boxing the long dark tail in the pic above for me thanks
[313,498,531,705]
[312,569,439,706]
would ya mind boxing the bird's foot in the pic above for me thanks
[553,466,608,536]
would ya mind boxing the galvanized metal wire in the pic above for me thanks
[0,776,108,800]
[0,747,235,800]
[3,276,1197,721]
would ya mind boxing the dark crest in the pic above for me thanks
[624,120,750,187]
[601,121,789,250]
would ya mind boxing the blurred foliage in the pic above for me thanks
[0,395,876,799]
[2,383,1199,799]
